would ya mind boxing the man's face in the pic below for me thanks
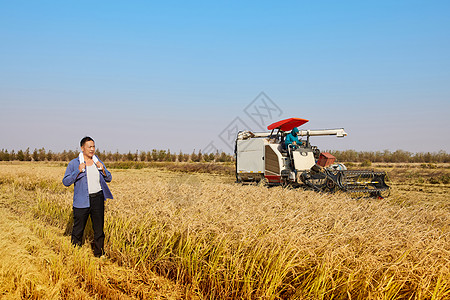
[81,140,95,158]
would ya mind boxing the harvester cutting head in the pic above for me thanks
[235,117,390,198]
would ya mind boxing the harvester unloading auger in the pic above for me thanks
[235,118,390,197]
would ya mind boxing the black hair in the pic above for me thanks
[80,136,95,147]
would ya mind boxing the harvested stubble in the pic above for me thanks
[0,162,449,299]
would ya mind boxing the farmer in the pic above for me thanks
[285,127,302,150]
[62,136,113,257]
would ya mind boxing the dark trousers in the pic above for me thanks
[71,191,105,257]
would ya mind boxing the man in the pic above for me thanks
[62,136,113,257]
[285,127,302,150]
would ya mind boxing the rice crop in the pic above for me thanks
[0,162,449,299]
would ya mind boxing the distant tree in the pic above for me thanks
[217,151,232,162]
[46,150,53,161]
[126,151,133,161]
[32,148,39,161]
[96,149,106,161]
[38,148,46,161]
[151,149,158,161]
[67,150,77,161]
[164,150,172,162]
[139,150,147,162]
[203,152,211,162]
[105,151,113,161]
[170,152,177,162]
[60,150,67,161]
[25,148,31,161]
[435,150,449,163]
[191,150,198,162]
[157,150,166,161]
[0,149,10,161]
[10,150,16,161]
[17,150,25,161]
[165,150,176,162]
[203,152,215,162]
[112,150,120,162]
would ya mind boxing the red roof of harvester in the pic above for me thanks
[267,118,309,131]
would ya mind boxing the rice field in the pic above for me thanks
[0,161,448,299]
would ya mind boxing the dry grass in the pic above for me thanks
[106,161,235,176]
[0,163,187,299]
[0,161,449,299]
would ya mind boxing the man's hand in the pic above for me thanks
[96,161,106,175]
[79,163,86,173]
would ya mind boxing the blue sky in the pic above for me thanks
[1,1,449,153]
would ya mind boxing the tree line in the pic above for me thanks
[328,149,449,163]
[0,148,448,163]
[0,148,234,163]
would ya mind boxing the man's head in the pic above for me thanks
[80,136,95,158]
[292,127,299,136]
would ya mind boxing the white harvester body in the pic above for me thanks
[235,125,346,184]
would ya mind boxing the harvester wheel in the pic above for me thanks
[326,178,336,192]
[258,178,269,186]
[281,177,289,188]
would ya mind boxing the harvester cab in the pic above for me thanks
[235,118,390,197]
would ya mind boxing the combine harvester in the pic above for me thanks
[235,118,390,197]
